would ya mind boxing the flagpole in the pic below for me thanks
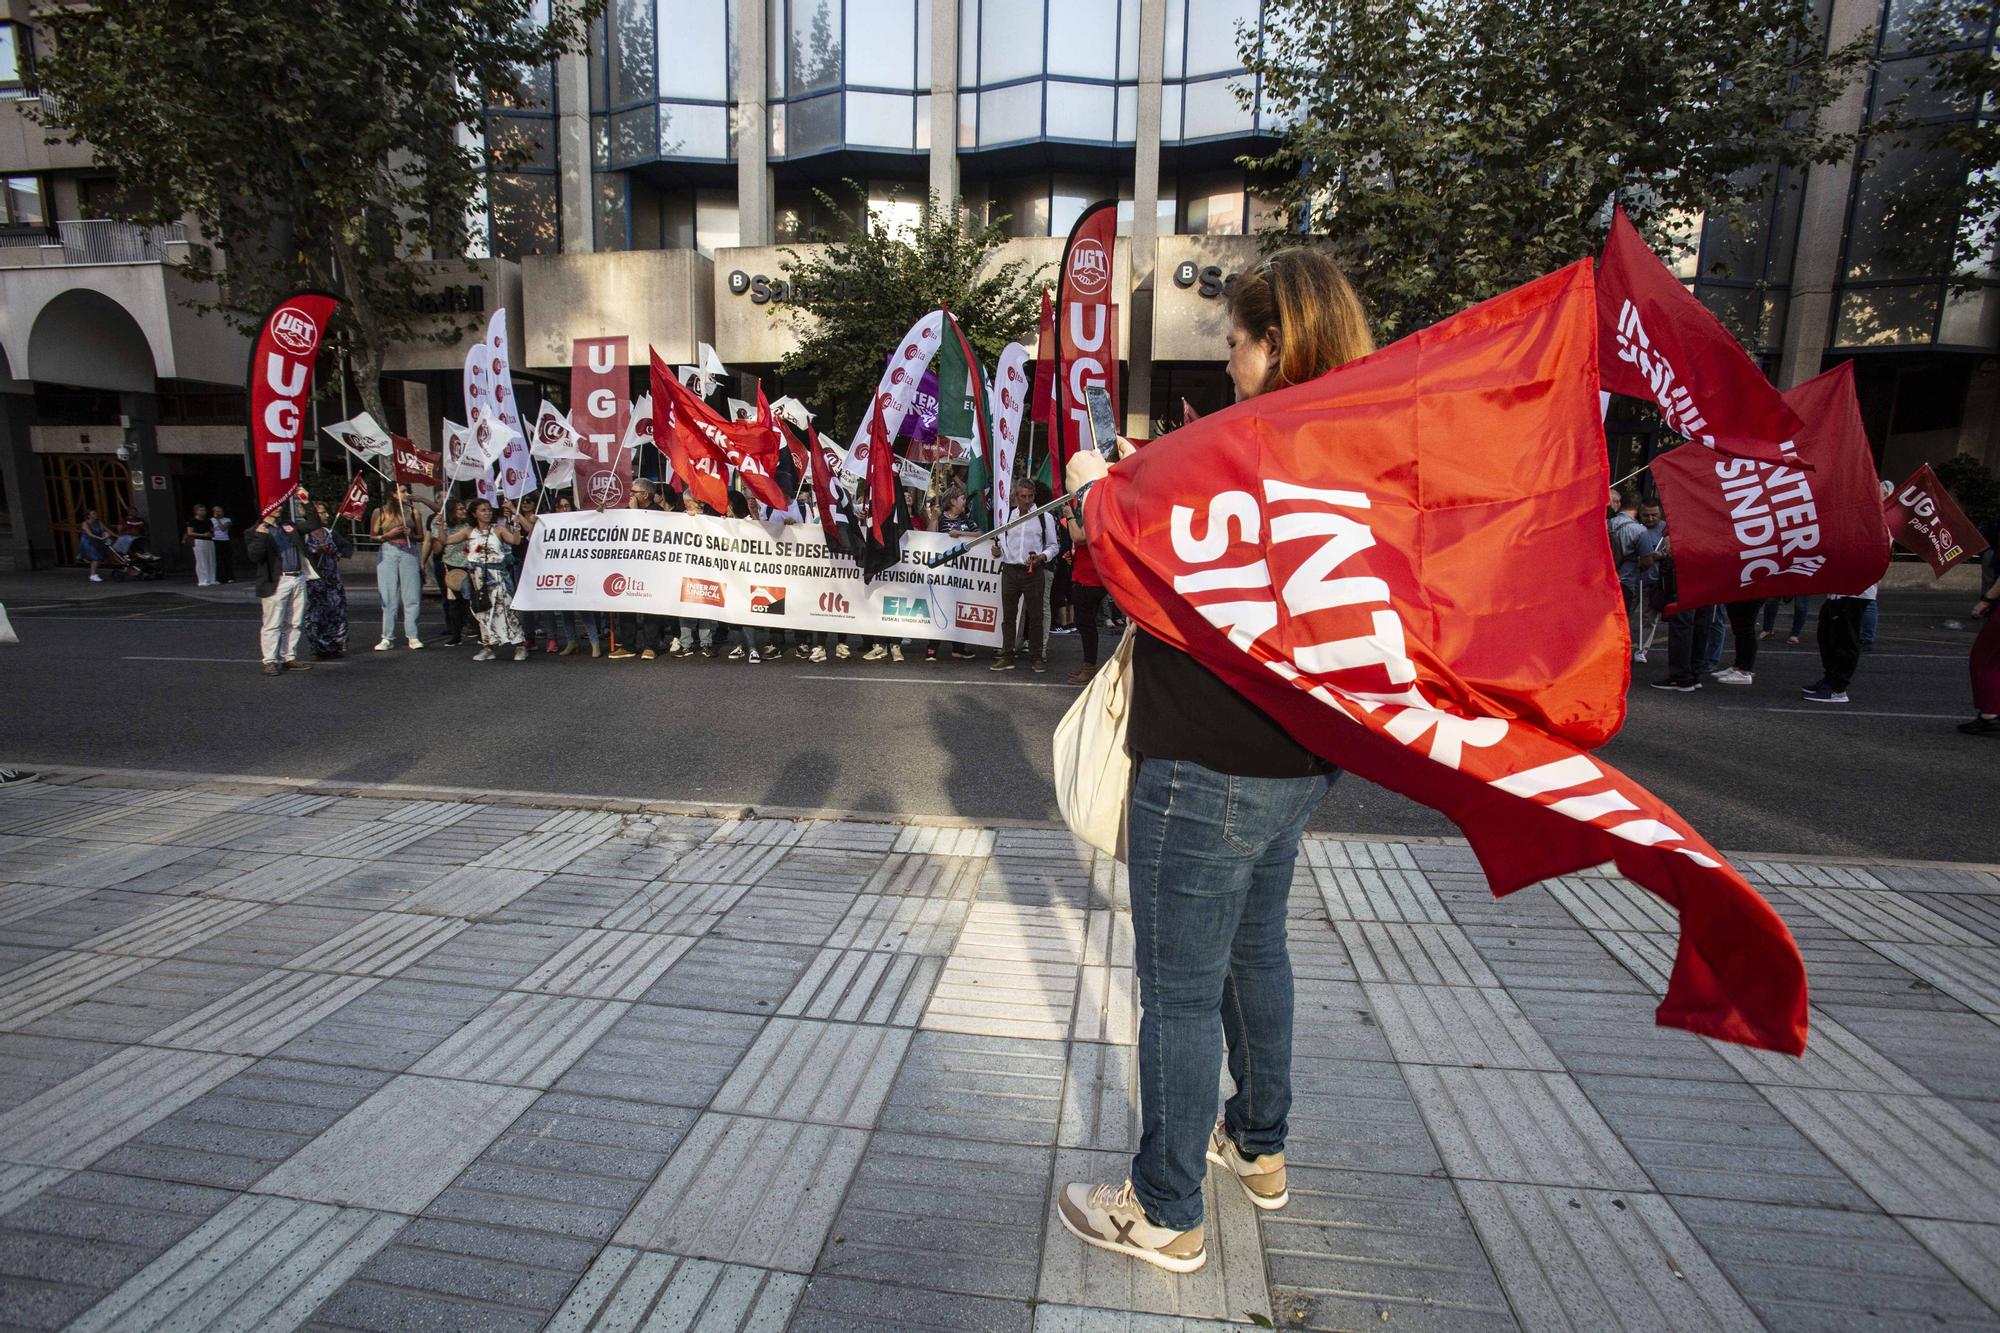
[920,481,1094,569]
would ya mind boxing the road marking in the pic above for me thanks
[122,656,345,667]
[795,673,1071,689]
[1716,706,1963,720]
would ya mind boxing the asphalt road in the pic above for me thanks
[0,580,1985,862]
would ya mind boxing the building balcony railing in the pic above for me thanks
[0,220,189,268]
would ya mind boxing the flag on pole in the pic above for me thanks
[652,352,732,512]
[335,469,371,521]
[392,437,442,487]
[323,412,393,460]
[530,402,590,460]
[1030,287,1057,425]
[1886,463,1989,575]
[1053,200,1119,474]
[247,290,339,512]
[1082,260,1807,1055]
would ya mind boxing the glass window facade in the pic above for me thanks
[0,23,24,92]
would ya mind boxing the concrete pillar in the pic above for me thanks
[556,44,594,254]
[929,0,959,207]
[118,391,176,569]
[1777,0,1881,390]
[735,0,775,246]
[400,380,435,453]
[0,390,55,570]
[1123,0,1168,435]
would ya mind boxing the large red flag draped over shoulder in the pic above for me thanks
[1084,260,1807,1055]
[246,290,339,512]
[1887,464,1989,575]
[1652,361,1892,613]
[1598,209,1805,469]
[650,351,731,513]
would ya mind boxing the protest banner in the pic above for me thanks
[510,508,1004,647]
[246,290,339,511]
[571,336,632,508]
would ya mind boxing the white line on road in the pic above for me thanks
[1717,706,1962,720]
[122,656,345,666]
[795,673,1072,689]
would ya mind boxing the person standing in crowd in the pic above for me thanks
[1713,600,1762,686]
[546,494,602,656]
[1066,495,1108,684]
[210,503,234,583]
[452,498,528,661]
[1806,585,1874,704]
[1055,249,1366,1273]
[371,484,425,651]
[246,493,315,675]
[670,488,718,658]
[1049,483,1077,641]
[185,504,217,587]
[1961,566,2000,735]
[76,510,114,582]
[300,498,351,660]
[993,478,1057,673]
[611,482,671,660]
[1760,594,1808,645]
[1608,489,1642,647]
[922,490,982,663]
[1624,500,1667,662]
[430,498,471,647]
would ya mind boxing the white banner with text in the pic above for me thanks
[510,508,1004,646]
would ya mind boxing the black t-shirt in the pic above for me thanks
[188,518,212,540]
[1127,629,1331,778]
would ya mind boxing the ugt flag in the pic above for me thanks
[1084,261,1807,1054]
[1887,464,1989,576]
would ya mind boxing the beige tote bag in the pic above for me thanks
[1052,627,1135,859]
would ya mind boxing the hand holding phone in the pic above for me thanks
[1084,385,1119,461]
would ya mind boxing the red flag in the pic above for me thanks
[247,290,339,512]
[1886,463,1989,575]
[866,395,897,544]
[570,337,631,509]
[1031,288,1057,425]
[722,387,791,511]
[1651,361,1892,612]
[335,470,370,522]
[651,351,731,513]
[390,436,442,487]
[1054,201,1119,473]
[1083,260,1806,1055]
[1598,209,1805,469]
[805,421,855,559]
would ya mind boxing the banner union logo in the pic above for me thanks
[603,572,630,597]
[587,472,623,507]
[270,308,320,356]
[682,577,725,608]
[955,602,997,631]
[749,586,786,615]
[817,591,852,616]
[1068,239,1111,298]
[882,595,931,622]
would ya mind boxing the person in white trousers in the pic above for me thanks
[246,499,316,676]
[186,505,217,586]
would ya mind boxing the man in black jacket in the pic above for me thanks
[245,492,316,676]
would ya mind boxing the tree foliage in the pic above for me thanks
[29,0,599,422]
[1243,0,1871,339]
[777,188,1047,438]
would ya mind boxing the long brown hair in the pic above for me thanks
[1225,249,1374,391]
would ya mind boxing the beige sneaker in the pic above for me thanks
[1206,1118,1288,1209]
[1056,1180,1206,1273]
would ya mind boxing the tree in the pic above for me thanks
[29,0,600,426]
[776,187,1047,438]
[1242,0,1871,339]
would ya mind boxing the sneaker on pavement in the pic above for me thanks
[559,642,580,656]
[589,643,602,658]
[835,643,852,660]
[609,648,636,659]
[473,647,496,661]
[952,647,977,660]
[374,639,393,652]
[640,648,657,661]
[729,644,746,660]
[1712,667,1753,685]
[0,770,34,785]
[749,648,762,664]
[1648,675,1699,692]
[262,661,282,676]
[283,660,311,671]
[408,638,424,650]
[811,645,828,663]
[89,574,103,582]
[1205,1118,1289,1209]
[1030,659,1048,673]
[1803,685,1849,704]
[1958,716,2000,736]
[890,644,905,662]
[512,645,528,661]
[863,644,888,661]
[795,643,813,660]
[1056,1180,1206,1274]
[990,655,1017,672]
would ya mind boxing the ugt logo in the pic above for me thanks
[270,307,321,356]
[1068,239,1110,298]
[882,595,931,622]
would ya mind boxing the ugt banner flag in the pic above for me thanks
[1055,200,1119,471]
[1084,261,1806,1054]
[1887,464,1989,575]
[1650,361,1891,613]
[246,290,339,512]
[571,337,632,509]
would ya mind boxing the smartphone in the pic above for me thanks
[1084,384,1119,460]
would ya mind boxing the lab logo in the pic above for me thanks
[882,595,931,622]
[270,307,320,356]
[749,586,786,615]
[955,602,997,632]
[682,577,725,608]
[1068,238,1111,298]
[817,590,852,616]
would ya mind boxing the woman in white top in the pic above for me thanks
[447,498,527,661]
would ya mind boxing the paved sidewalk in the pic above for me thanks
[0,770,1994,1331]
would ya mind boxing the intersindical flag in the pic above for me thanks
[1083,260,1807,1055]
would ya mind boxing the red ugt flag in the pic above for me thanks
[1651,360,1891,612]
[1598,209,1806,469]
[1887,464,1989,575]
[335,470,370,522]
[1084,260,1807,1055]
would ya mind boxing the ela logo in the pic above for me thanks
[882,595,931,622]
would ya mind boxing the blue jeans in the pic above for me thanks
[677,618,715,651]
[376,545,421,643]
[1127,755,1334,1231]
[1761,595,1808,638]
[558,611,600,650]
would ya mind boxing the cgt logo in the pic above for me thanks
[749,585,786,615]
[955,602,997,632]
[682,577,725,608]
[882,595,931,622]
[817,591,852,615]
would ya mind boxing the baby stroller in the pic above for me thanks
[103,529,168,580]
